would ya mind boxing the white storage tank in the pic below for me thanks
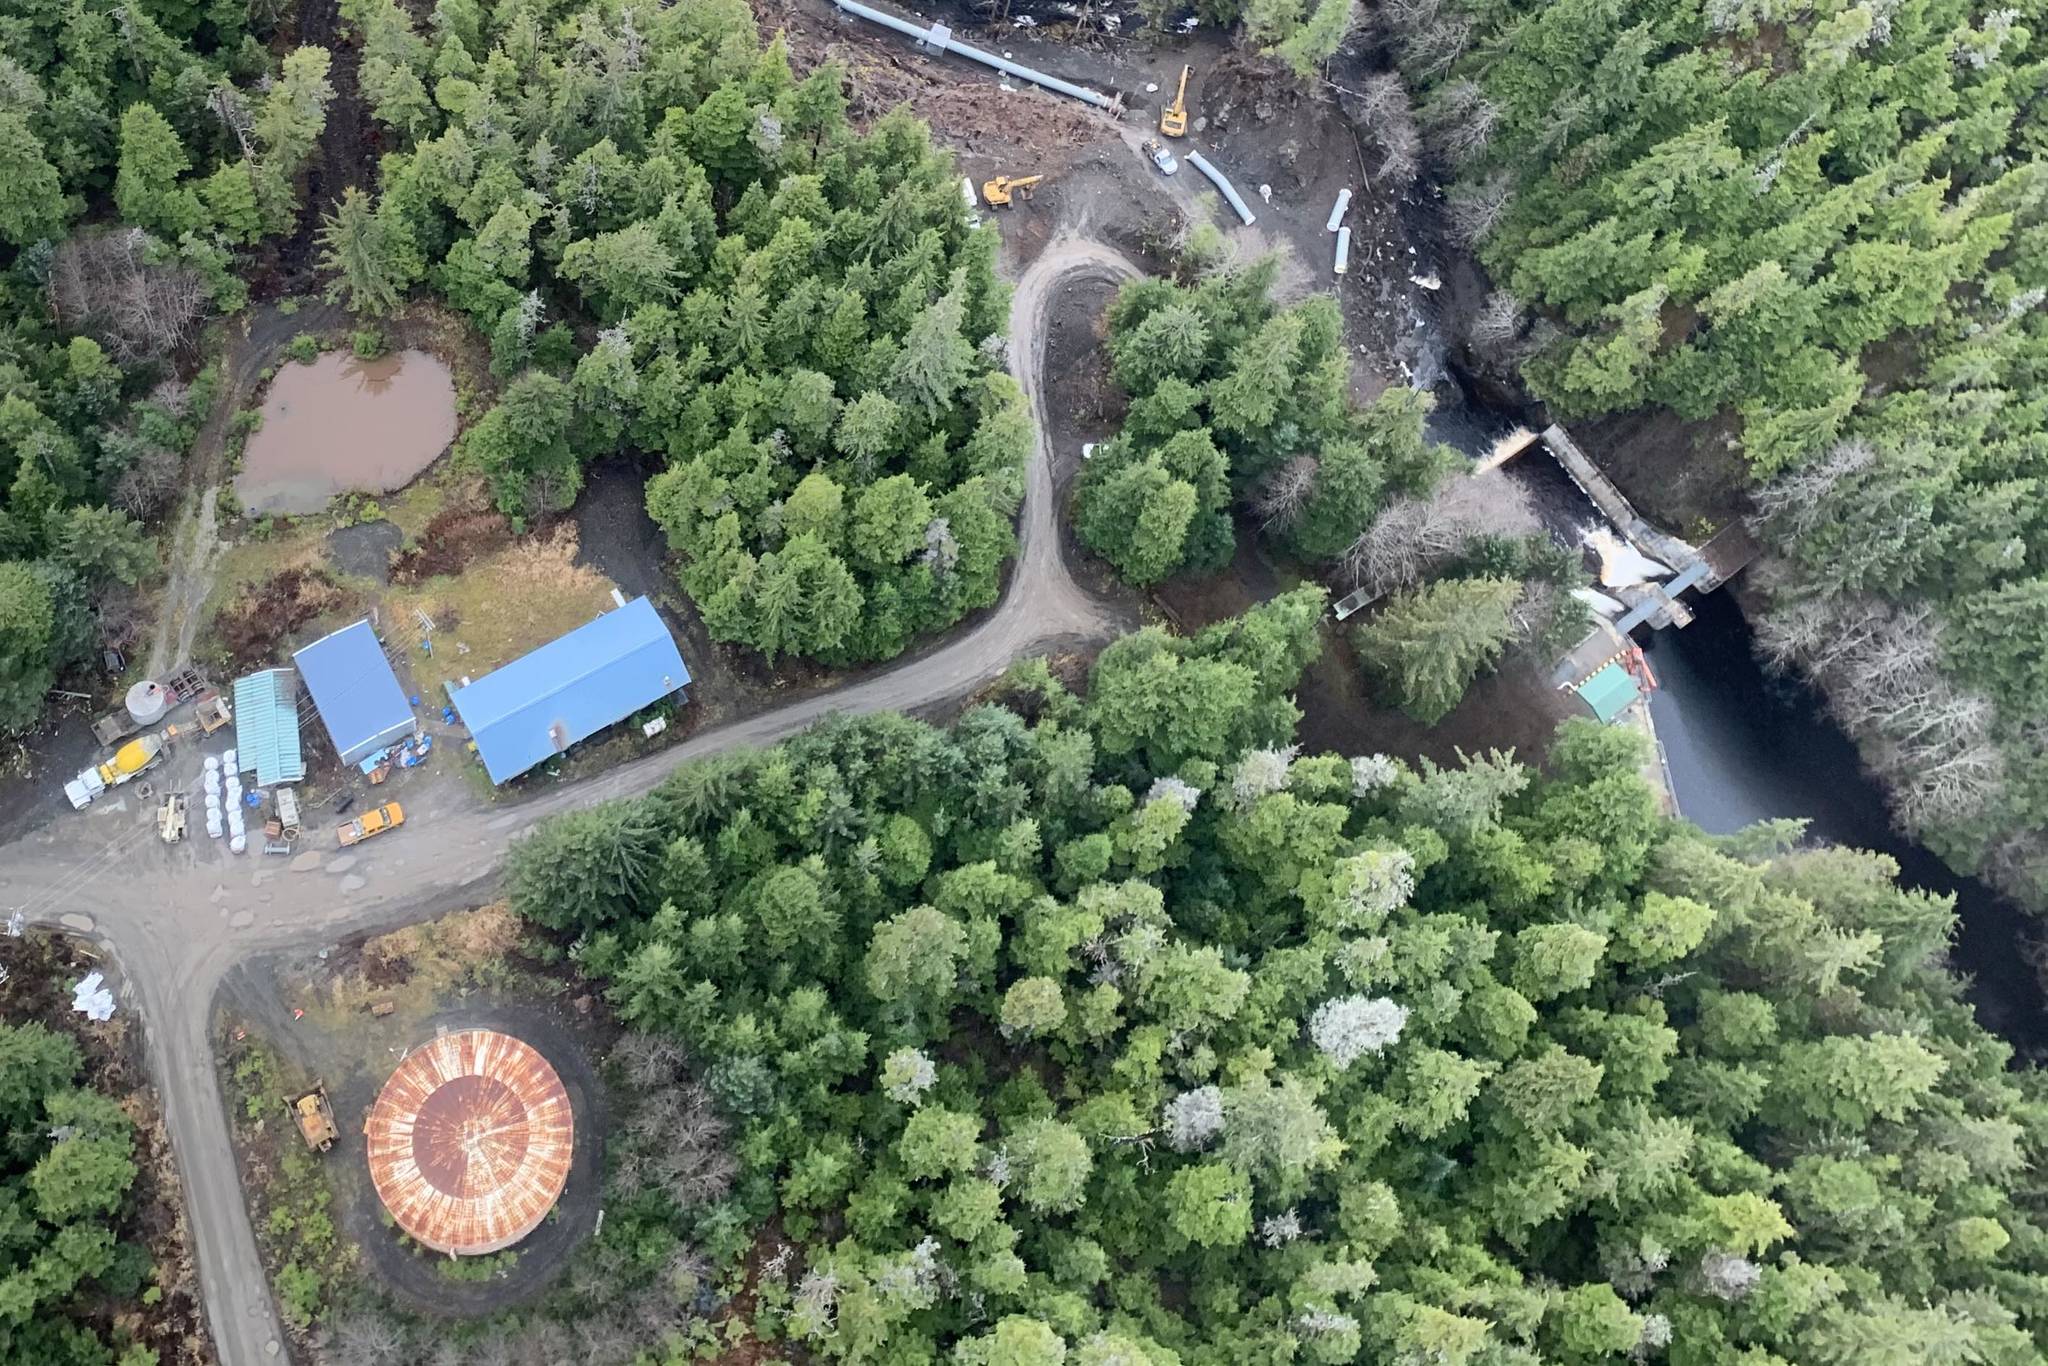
[125,680,168,726]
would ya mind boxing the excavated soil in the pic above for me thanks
[390,506,514,584]
[214,567,359,673]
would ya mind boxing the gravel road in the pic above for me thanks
[0,237,1140,1366]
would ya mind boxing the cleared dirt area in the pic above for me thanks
[214,906,610,1328]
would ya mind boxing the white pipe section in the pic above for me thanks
[1186,152,1257,225]
[1334,225,1352,276]
[831,0,1119,110]
[1326,188,1351,232]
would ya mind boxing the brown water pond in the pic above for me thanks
[234,350,458,515]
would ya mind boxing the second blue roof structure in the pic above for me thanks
[450,597,690,784]
[232,669,304,787]
[293,620,415,766]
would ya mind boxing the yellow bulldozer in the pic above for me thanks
[288,1084,337,1152]
[1160,65,1192,137]
[982,174,1044,208]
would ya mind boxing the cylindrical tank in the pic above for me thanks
[125,680,167,726]
[1186,153,1257,226]
[1334,226,1352,276]
[1326,188,1352,232]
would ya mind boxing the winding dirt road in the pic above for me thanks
[0,237,1139,1366]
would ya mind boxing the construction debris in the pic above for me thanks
[71,972,115,1022]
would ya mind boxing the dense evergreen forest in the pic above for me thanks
[0,0,331,731]
[1075,262,1448,585]
[1072,264,1587,721]
[332,0,1032,663]
[503,591,2048,1366]
[1354,1,2048,903]
[1,1014,172,1366]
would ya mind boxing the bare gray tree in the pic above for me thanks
[575,1316,634,1366]
[1444,174,1514,246]
[47,229,208,364]
[1468,290,1525,352]
[323,1311,409,1366]
[1424,78,1498,162]
[521,1318,574,1366]
[469,1330,517,1366]
[1375,0,1472,75]
[1341,470,1539,596]
[1754,578,2009,837]
[110,435,183,519]
[1354,73,1423,187]
[1253,455,1320,532]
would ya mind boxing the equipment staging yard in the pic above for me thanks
[0,7,1471,1361]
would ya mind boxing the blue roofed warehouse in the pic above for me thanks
[450,596,690,784]
[293,620,416,766]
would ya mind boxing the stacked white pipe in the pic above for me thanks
[203,755,224,838]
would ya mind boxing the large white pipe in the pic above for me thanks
[831,0,1119,110]
[1326,188,1351,232]
[1334,225,1351,276]
[1186,152,1256,225]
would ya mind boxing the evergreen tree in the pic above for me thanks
[317,188,421,316]
[1354,576,1520,722]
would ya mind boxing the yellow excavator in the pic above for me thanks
[1160,65,1192,137]
[982,174,1045,208]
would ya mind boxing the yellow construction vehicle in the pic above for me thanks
[288,1084,337,1152]
[982,174,1045,208]
[1160,65,1192,137]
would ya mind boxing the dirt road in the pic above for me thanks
[0,239,1139,1366]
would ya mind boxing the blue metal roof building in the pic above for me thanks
[450,597,689,784]
[233,669,305,786]
[293,620,416,766]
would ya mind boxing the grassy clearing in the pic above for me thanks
[384,526,619,702]
[296,904,553,1059]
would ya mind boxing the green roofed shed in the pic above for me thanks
[233,669,305,786]
[1573,661,1641,724]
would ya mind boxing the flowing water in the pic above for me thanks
[1643,592,2046,1054]
[234,349,458,515]
[1432,372,2045,1052]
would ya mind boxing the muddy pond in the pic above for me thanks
[234,350,457,515]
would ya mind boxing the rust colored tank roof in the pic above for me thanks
[364,1029,573,1255]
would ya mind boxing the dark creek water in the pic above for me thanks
[1643,591,2046,1055]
